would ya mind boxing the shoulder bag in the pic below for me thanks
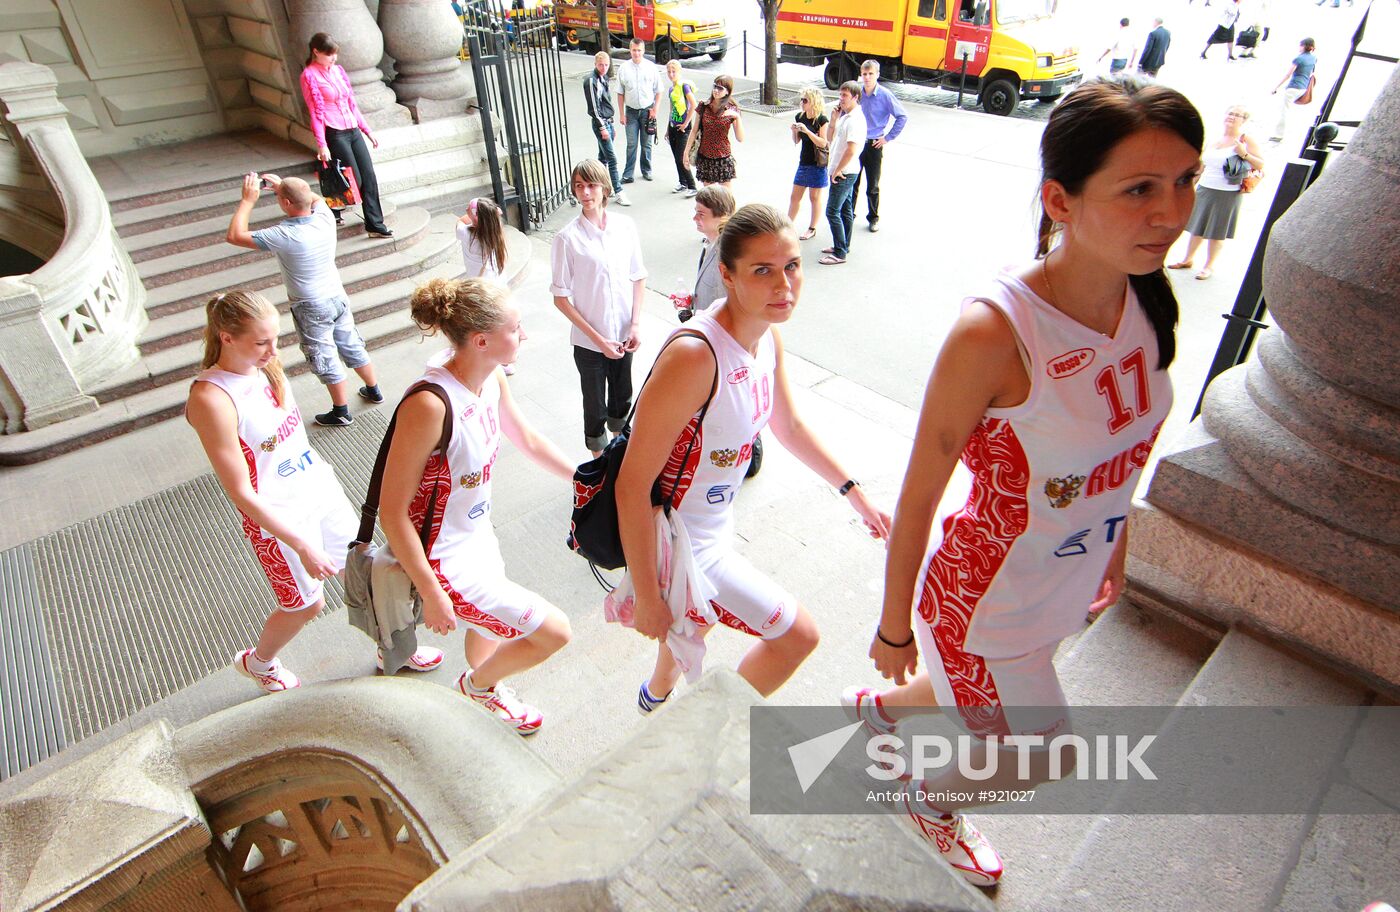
[343,382,453,670]
[1296,73,1317,105]
[567,331,719,574]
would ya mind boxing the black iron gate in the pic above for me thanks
[462,1,573,232]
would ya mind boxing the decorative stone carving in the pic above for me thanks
[285,0,411,132]
[1136,64,1400,687]
[0,60,146,432]
[378,0,473,122]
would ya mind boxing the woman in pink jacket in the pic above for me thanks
[300,32,392,239]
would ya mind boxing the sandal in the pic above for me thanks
[1167,261,1194,270]
[1195,269,1213,280]
[818,253,847,265]
[800,227,818,240]
[821,246,835,255]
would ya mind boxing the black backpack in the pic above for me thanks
[567,331,718,571]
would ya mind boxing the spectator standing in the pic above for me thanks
[819,82,867,266]
[689,186,737,319]
[1138,18,1171,77]
[584,51,631,206]
[551,160,646,456]
[226,173,381,427]
[1169,104,1264,279]
[1200,0,1241,61]
[1099,18,1137,74]
[854,60,908,234]
[617,39,663,184]
[300,32,392,239]
[788,88,830,241]
[686,75,745,189]
[1269,38,1317,143]
[663,59,698,197]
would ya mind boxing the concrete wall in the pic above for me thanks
[184,0,307,145]
[0,0,224,157]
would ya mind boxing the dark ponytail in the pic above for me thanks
[1036,77,1202,369]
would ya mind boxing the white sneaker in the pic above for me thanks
[457,672,543,735]
[375,646,444,673]
[902,781,1004,887]
[614,192,633,207]
[233,648,300,693]
[841,685,899,736]
[682,187,698,198]
[672,183,686,193]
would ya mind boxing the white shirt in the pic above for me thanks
[828,105,867,177]
[1108,30,1134,59]
[617,59,662,110]
[456,223,504,282]
[1218,3,1240,28]
[549,210,647,352]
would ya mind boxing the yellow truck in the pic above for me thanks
[555,0,728,63]
[777,0,1081,115]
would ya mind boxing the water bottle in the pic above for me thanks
[670,276,693,323]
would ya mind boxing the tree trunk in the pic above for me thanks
[596,0,609,51]
[761,1,781,106]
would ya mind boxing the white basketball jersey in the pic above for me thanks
[409,360,505,575]
[658,307,775,551]
[922,271,1174,658]
[192,368,341,537]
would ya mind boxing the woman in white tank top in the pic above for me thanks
[377,278,576,736]
[616,204,891,710]
[844,79,1205,889]
[186,292,444,694]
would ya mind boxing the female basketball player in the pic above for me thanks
[845,78,1204,887]
[378,278,575,735]
[616,203,891,712]
[187,291,443,693]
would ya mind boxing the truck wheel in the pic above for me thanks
[558,27,581,50]
[824,58,853,90]
[710,48,727,61]
[655,38,674,64]
[981,78,1019,116]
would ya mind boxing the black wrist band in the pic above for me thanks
[877,626,914,648]
[838,478,859,496]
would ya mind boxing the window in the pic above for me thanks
[917,0,935,17]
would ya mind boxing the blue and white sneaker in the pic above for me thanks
[637,681,671,716]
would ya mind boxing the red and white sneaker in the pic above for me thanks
[375,646,445,673]
[233,648,300,693]
[456,672,543,736]
[841,685,899,736]
[903,781,1004,887]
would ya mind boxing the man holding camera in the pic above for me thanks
[616,38,663,185]
[226,173,381,427]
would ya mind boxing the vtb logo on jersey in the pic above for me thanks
[1047,348,1096,379]
[1044,473,1085,509]
[727,367,750,385]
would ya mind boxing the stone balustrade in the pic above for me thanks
[0,60,145,433]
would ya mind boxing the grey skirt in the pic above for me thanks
[1187,186,1243,240]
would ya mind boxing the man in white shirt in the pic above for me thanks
[551,159,647,455]
[616,38,663,184]
[819,82,868,266]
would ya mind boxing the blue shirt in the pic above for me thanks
[252,204,345,304]
[857,84,908,142]
[1288,53,1316,90]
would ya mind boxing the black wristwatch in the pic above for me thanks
[838,479,859,496]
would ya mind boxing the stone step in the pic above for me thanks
[143,207,437,318]
[979,598,1220,912]
[106,155,316,214]
[134,211,463,357]
[123,199,396,264]
[1039,628,1367,912]
[135,205,431,290]
[116,195,287,242]
[94,260,463,404]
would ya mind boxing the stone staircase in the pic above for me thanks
[975,597,1394,912]
[0,155,527,466]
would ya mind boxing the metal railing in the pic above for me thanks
[462,2,573,232]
